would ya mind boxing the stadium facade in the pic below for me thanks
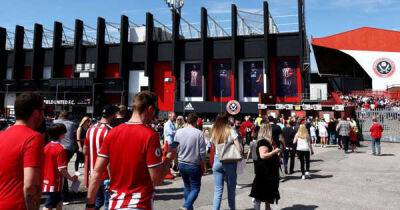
[312,27,400,93]
[0,1,309,118]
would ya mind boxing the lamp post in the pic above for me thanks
[164,0,184,13]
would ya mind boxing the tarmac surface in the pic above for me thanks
[60,141,400,210]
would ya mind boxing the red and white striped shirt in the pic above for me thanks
[42,141,67,192]
[84,122,112,180]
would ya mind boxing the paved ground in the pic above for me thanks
[61,141,400,210]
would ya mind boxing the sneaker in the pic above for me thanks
[305,172,310,178]
[301,175,305,180]
[236,185,243,189]
[178,207,187,210]
[63,202,70,206]
[284,168,288,174]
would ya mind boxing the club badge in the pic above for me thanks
[373,58,395,78]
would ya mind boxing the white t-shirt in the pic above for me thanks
[296,136,310,151]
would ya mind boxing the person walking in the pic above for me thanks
[0,92,45,210]
[53,111,78,203]
[84,105,118,210]
[282,121,297,174]
[318,119,328,148]
[250,123,281,210]
[336,116,352,153]
[42,123,78,210]
[211,114,243,210]
[293,124,314,180]
[369,117,383,156]
[328,118,337,145]
[164,112,178,177]
[75,116,91,176]
[86,91,176,210]
[174,113,207,210]
[110,105,128,127]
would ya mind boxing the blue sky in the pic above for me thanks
[1,0,399,71]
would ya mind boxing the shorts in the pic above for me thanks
[43,192,63,208]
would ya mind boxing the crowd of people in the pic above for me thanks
[340,94,400,110]
[0,91,385,210]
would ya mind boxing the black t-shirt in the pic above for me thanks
[328,121,337,132]
[271,124,282,147]
[282,126,296,148]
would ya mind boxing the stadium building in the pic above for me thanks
[0,1,309,118]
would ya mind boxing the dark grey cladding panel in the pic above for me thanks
[157,42,172,61]
[174,101,258,114]
[276,34,301,56]
[64,47,74,64]
[183,40,201,60]
[108,45,120,63]
[213,39,232,59]
[243,38,264,58]
[85,46,97,63]
[24,50,33,66]
[44,49,52,66]
[132,44,145,62]
[7,52,14,67]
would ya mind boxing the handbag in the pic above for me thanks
[217,141,242,163]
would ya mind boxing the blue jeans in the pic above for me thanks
[95,180,110,210]
[329,132,337,145]
[179,163,202,210]
[212,155,237,210]
[372,138,381,155]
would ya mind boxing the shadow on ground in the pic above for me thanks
[282,174,333,182]
[281,204,319,210]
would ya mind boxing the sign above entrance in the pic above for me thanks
[226,100,241,115]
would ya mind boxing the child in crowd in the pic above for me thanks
[42,123,78,210]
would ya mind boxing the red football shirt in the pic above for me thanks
[98,123,163,210]
[42,142,67,192]
[84,122,112,180]
[0,125,44,210]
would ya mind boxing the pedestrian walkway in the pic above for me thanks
[62,141,400,210]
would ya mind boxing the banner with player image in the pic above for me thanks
[212,62,232,98]
[276,59,298,97]
[184,62,202,97]
[243,61,264,97]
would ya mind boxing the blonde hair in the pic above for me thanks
[258,123,272,141]
[211,114,231,144]
[296,124,310,139]
[79,116,91,128]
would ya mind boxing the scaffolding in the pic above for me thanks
[153,18,172,41]
[105,22,120,44]
[62,25,74,46]
[179,16,200,39]
[83,24,97,45]
[207,14,230,38]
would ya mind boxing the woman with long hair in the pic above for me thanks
[211,113,243,210]
[75,116,91,175]
[293,124,314,180]
[250,123,281,210]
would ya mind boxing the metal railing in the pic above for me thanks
[179,16,200,39]
[356,110,400,142]
[207,14,230,38]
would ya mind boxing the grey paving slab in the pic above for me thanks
[60,141,400,210]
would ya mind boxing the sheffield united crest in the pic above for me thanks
[373,58,395,78]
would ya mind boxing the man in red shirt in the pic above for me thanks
[42,123,78,210]
[86,91,176,210]
[370,117,384,155]
[84,105,118,210]
[240,116,255,145]
[0,92,45,210]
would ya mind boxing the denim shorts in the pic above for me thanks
[43,192,63,208]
